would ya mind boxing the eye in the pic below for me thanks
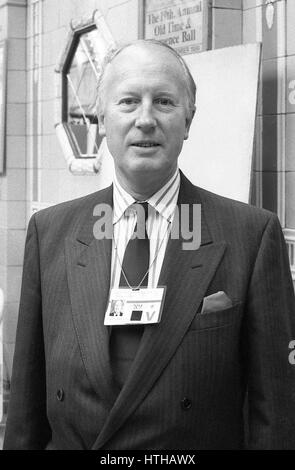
[154,97,175,107]
[118,98,140,106]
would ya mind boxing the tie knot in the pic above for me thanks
[134,201,149,222]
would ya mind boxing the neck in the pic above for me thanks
[115,169,177,200]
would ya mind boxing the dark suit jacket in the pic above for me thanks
[4,173,295,450]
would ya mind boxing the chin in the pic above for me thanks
[129,162,166,178]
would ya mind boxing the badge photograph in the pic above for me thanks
[104,287,167,326]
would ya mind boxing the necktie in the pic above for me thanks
[119,202,150,288]
[110,202,150,388]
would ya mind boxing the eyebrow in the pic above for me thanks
[114,88,180,98]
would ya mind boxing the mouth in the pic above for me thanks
[131,141,161,148]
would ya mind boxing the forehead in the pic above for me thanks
[103,44,186,94]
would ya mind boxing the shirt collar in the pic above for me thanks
[113,174,136,224]
[113,169,180,225]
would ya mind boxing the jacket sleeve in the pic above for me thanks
[3,214,51,449]
[244,213,295,449]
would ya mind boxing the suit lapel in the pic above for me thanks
[65,185,120,407]
[92,174,227,449]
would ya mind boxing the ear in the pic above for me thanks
[184,106,196,140]
[98,110,106,137]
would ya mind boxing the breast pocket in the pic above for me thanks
[188,301,243,331]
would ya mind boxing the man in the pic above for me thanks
[109,300,124,317]
[4,39,295,450]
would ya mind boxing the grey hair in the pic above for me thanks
[96,39,196,118]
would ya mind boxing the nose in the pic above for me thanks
[135,102,156,131]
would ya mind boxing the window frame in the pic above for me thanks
[54,10,115,174]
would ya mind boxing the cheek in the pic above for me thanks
[166,113,187,131]
[166,120,187,144]
[104,114,129,136]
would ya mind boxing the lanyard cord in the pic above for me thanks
[113,218,172,290]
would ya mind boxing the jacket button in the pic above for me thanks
[56,389,65,402]
[181,397,192,410]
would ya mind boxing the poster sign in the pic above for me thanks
[144,0,208,55]
[180,44,261,202]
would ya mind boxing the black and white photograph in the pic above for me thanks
[0,0,295,456]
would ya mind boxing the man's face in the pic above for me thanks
[98,44,194,187]
[114,301,121,314]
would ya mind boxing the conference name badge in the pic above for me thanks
[104,287,166,326]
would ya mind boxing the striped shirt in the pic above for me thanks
[110,169,180,289]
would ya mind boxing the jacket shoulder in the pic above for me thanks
[195,185,276,227]
[180,171,275,228]
[29,186,112,247]
[187,183,284,252]
[32,186,111,226]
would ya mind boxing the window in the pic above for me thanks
[55,10,115,174]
